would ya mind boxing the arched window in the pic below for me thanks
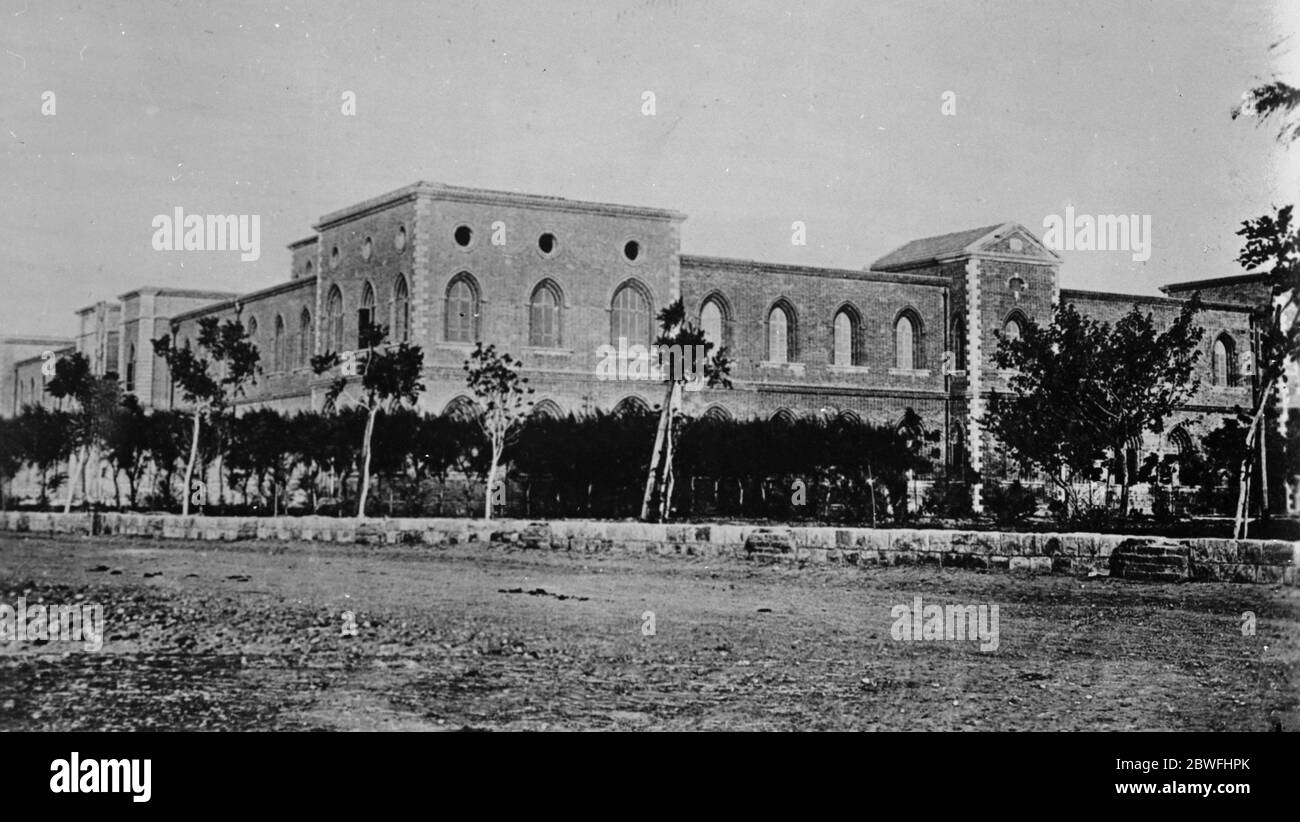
[246,316,258,342]
[613,395,651,417]
[611,281,651,346]
[702,404,733,423]
[700,295,729,350]
[951,316,966,371]
[125,344,136,392]
[442,395,479,421]
[392,275,410,343]
[273,315,285,372]
[445,274,479,343]
[767,301,795,363]
[1003,315,1023,342]
[1211,334,1236,386]
[299,308,313,367]
[770,408,796,425]
[27,378,34,405]
[894,311,921,370]
[832,306,860,366]
[532,399,563,420]
[530,281,562,348]
[358,282,376,347]
[326,286,344,352]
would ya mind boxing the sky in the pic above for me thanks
[1,0,1296,335]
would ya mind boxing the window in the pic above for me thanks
[299,308,313,366]
[951,316,966,370]
[614,396,651,417]
[623,240,641,261]
[361,236,373,261]
[894,312,919,370]
[392,275,410,343]
[326,286,344,352]
[125,344,136,392]
[538,232,557,256]
[358,282,375,347]
[246,316,258,340]
[833,307,860,366]
[454,225,473,247]
[443,395,478,421]
[445,274,479,343]
[28,378,34,405]
[273,315,285,372]
[1003,316,1023,342]
[330,246,339,268]
[395,225,407,251]
[305,259,313,277]
[530,281,562,347]
[611,282,651,346]
[1211,335,1236,386]
[700,297,726,349]
[770,409,796,425]
[767,302,795,363]
[532,399,563,420]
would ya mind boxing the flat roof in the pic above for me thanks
[314,180,687,230]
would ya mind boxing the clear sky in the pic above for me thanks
[1,0,1296,335]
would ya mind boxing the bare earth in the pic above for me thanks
[0,532,1295,731]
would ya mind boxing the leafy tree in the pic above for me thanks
[1227,206,1300,536]
[0,417,23,510]
[152,316,260,516]
[14,405,70,506]
[225,409,293,514]
[640,298,733,521]
[985,299,1203,519]
[1233,79,1300,145]
[102,393,150,508]
[45,352,123,512]
[313,323,425,519]
[462,342,533,520]
[144,409,188,508]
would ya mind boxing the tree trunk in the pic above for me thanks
[1233,397,1269,540]
[483,444,503,521]
[182,410,202,516]
[640,381,677,521]
[63,449,83,514]
[356,405,379,519]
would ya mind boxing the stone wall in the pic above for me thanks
[0,512,1293,585]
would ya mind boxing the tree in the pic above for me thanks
[1233,79,1300,145]
[0,417,22,510]
[45,352,123,512]
[14,405,70,506]
[102,393,150,509]
[313,323,424,519]
[986,299,1203,519]
[1227,206,1300,536]
[639,298,733,522]
[152,316,260,516]
[462,342,534,520]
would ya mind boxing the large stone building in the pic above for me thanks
[3,181,1274,503]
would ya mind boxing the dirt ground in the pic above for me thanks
[0,532,1295,731]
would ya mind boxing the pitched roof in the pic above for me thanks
[870,223,1005,270]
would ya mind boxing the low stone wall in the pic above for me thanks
[0,511,1294,585]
